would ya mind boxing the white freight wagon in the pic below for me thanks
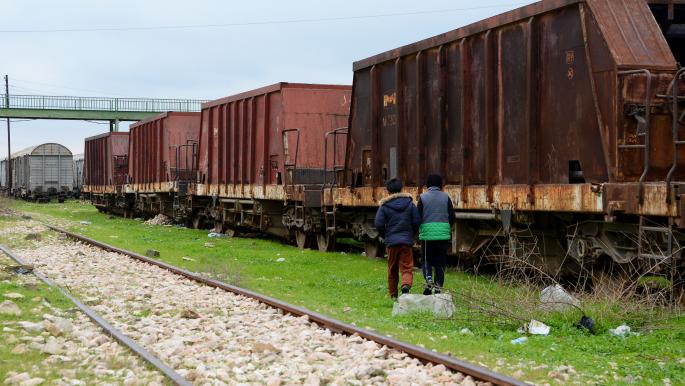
[11,143,74,200]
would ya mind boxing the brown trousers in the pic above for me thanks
[387,245,414,298]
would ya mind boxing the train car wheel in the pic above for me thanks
[225,228,237,238]
[364,241,386,259]
[316,233,336,252]
[295,230,311,249]
[214,221,224,233]
[192,216,203,229]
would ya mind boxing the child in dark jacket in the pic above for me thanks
[374,178,420,298]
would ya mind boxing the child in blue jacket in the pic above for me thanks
[374,178,420,298]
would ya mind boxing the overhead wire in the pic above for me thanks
[0,3,528,33]
[11,78,126,97]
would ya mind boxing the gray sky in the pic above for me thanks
[1,0,533,158]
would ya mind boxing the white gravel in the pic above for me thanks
[14,235,484,386]
[0,252,164,385]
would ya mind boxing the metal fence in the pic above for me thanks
[1,94,205,113]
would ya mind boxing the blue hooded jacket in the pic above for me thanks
[374,193,420,247]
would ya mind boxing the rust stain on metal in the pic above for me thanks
[327,182,680,217]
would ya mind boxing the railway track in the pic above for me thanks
[6,221,526,385]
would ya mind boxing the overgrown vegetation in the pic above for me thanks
[459,226,684,336]
[8,199,685,384]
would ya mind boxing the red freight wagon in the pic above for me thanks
[195,82,351,197]
[191,82,351,238]
[83,132,129,193]
[127,112,201,191]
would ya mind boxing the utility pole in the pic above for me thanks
[4,75,10,193]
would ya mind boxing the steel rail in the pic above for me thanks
[0,244,191,386]
[44,224,527,386]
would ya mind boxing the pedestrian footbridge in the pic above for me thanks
[0,94,205,131]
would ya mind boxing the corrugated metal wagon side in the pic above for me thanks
[330,0,685,267]
[83,132,130,213]
[127,112,200,191]
[190,82,351,239]
[125,111,201,217]
[8,143,74,201]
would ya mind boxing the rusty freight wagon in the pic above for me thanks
[83,132,129,213]
[126,112,201,217]
[325,0,685,272]
[186,82,351,242]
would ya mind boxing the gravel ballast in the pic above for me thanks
[13,233,483,385]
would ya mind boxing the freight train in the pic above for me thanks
[83,0,685,277]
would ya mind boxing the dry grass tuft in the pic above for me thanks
[446,224,684,331]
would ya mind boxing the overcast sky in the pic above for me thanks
[0,0,534,158]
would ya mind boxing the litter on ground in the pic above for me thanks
[526,320,551,336]
[609,324,635,337]
[511,337,528,345]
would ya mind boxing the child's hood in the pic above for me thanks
[380,193,414,211]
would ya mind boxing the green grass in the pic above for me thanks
[10,199,685,384]
[0,256,77,381]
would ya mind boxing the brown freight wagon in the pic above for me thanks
[126,112,201,217]
[83,132,129,193]
[128,112,201,190]
[190,82,351,240]
[329,0,685,268]
[83,132,129,213]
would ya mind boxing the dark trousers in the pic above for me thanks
[421,240,449,288]
[387,245,414,298]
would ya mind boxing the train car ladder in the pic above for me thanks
[321,128,348,233]
[665,67,685,203]
[637,216,680,302]
[617,70,653,204]
[637,216,673,261]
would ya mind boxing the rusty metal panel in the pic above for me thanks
[537,4,608,183]
[197,83,351,196]
[281,87,351,169]
[83,132,129,188]
[346,0,682,194]
[327,183,680,217]
[128,112,200,185]
[587,0,675,70]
